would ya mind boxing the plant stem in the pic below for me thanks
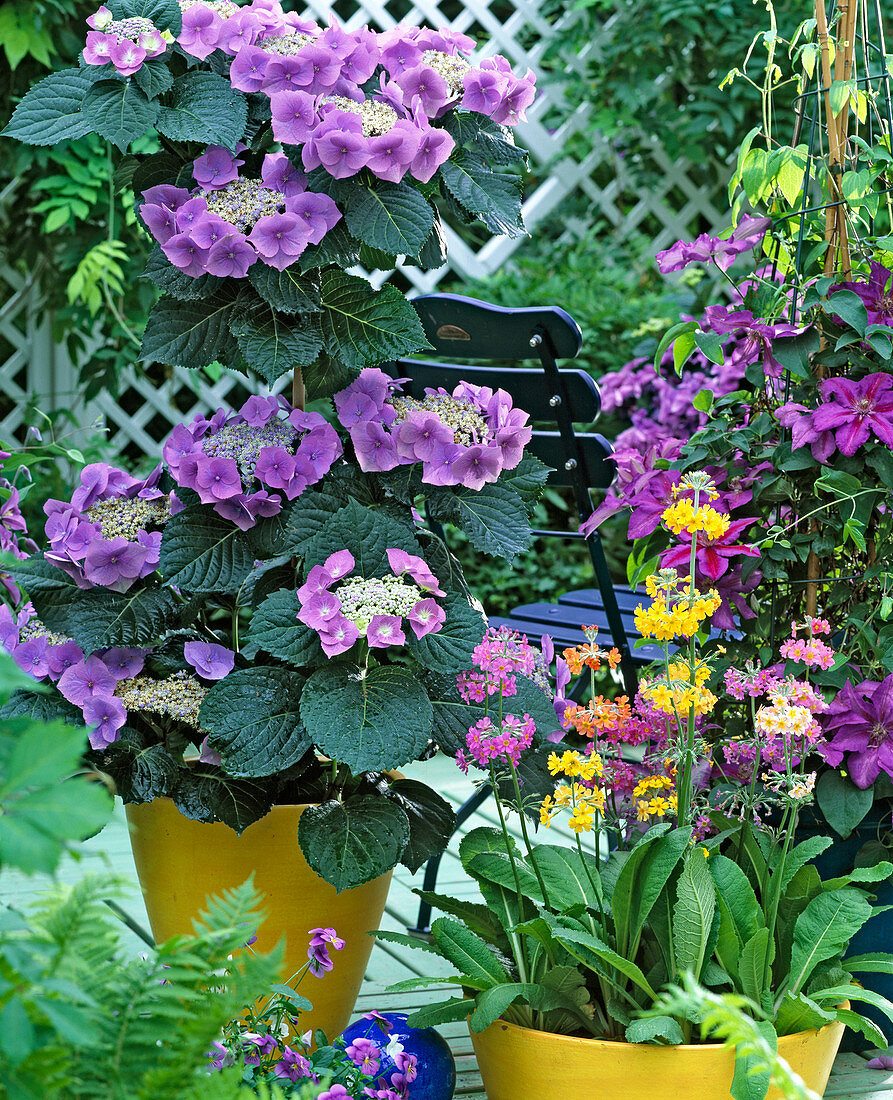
[231,599,240,652]
[489,761,530,986]
[507,756,552,910]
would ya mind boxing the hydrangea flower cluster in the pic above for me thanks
[82,5,167,75]
[164,395,341,529]
[0,449,37,604]
[297,547,445,657]
[140,149,342,276]
[43,463,175,592]
[170,3,535,179]
[0,603,84,684]
[334,368,532,490]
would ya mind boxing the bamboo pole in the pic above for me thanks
[818,0,857,277]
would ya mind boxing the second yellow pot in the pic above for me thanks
[126,798,392,1040]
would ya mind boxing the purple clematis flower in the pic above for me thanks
[811,373,893,456]
[660,515,760,581]
[821,675,893,786]
[656,215,773,274]
[832,262,893,326]
[184,640,235,680]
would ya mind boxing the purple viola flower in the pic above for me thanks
[351,420,401,472]
[193,145,244,189]
[13,637,50,680]
[205,234,257,278]
[184,640,235,680]
[367,614,406,648]
[162,233,211,278]
[177,2,224,60]
[307,925,345,976]
[194,456,243,503]
[811,373,893,456]
[58,656,117,707]
[47,640,85,681]
[270,90,319,145]
[207,1040,233,1071]
[229,43,271,91]
[247,212,309,270]
[821,676,893,787]
[407,598,445,639]
[345,1036,381,1075]
[102,646,147,680]
[273,1047,313,1083]
[832,262,893,326]
[83,695,127,749]
[286,192,341,245]
[83,538,149,589]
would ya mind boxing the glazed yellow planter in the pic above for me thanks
[469,1015,846,1100]
[125,798,392,1040]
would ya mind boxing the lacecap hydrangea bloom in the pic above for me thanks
[140,148,341,276]
[334,368,532,490]
[297,547,445,657]
[82,5,167,75]
[164,394,342,529]
[43,463,176,592]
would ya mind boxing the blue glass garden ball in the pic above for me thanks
[340,1011,456,1100]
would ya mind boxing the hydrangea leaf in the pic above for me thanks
[1,68,93,146]
[452,482,531,560]
[301,664,433,772]
[131,149,194,197]
[133,59,174,99]
[248,265,322,314]
[298,793,410,891]
[499,455,553,511]
[3,555,180,653]
[200,667,312,777]
[158,503,257,595]
[108,0,182,34]
[98,728,182,803]
[406,591,485,675]
[82,79,160,152]
[242,590,322,665]
[299,222,361,272]
[416,213,448,269]
[171,769,272,834]
[420,670,486,755]
[140,292,239,370]
[279,483,353,553]
[230,304,323,386]
[143,245,222,301]
[344,182,435,257]
[384,778,455,874]
[318,268,431,369]
[156,71,247,151]
[301,352,357,402]
[0,689,83,728]
[439,149,524,237]
[302,498,421,578]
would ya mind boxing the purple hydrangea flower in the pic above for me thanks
[102,646,147,680]
[247,212,309,269]
[83,694,127,749]
[386,548,444,595]
[408,598,445,639]
[177,2,225,60]
[317,615,362,657]
[193,145,244,189]
[367,614,406,648]
[184,640,235,680]
[12,636,50,679]
[83,537,148,589]
[58,656,117,707]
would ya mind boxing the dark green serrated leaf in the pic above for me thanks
[1,69,93,146]
[132,149,194,197]
[385,778,455,874]
[298,794,410,891]
[158,503,257,594]
[344,182,435,256]
[0,689,83,727]
[133,60,174,99]
[318,268,430,369]
[439,149,524,236]
[303,498,421,578]
[143,244,222,300]
[299,221,360,271]
[231,305,323,386]
[140,292,238,369]
[452,482,531,560]
[248,264,321,314]
[416,213,448,269]
[302,351,357,401]
[98,730,181,803]
[157,71,247,150]
[243,590,321,665]
[82,79,159,152]
[406,591,485,674]
[172,769,271,834]
[280,482,352,552]
[422,670,486,755]
[201,667,311,777]
[301,663,433,771]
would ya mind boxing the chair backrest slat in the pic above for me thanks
[528,431,615,491]
[385,359,601,422]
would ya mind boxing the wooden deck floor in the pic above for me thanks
[3,754,893,1098]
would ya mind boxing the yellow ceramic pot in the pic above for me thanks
[125,798,392,1040]
[469,1014,845,1100]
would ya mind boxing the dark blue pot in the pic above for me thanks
[796,805,893,1050]
[339,1011,456,1100]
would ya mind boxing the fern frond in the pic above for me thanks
[66,240,129,314]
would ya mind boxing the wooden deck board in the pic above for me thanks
[3,753,893,1098]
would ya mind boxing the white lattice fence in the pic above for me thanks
[3,0,732,464]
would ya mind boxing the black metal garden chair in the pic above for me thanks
[384,292,661,934]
